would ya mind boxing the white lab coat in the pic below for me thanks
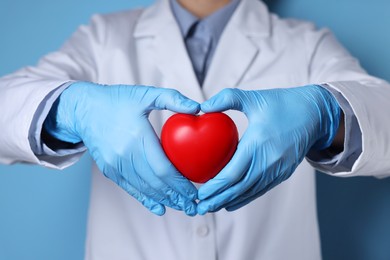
[1,0,390,259]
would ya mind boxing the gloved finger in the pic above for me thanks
[117,176,166,216]
[121,141,196,216]
[201,88,244,113]
[197,139,252,201]
[225,165,296,211]
[101,159,183,213]
[224,177,283,212]
[142,126,198,216]
[145,125,198,198]
[141,172,197,216]
[140,158,198,216]
[197,181,250,215]
[97,119,197,215]
[152,88,200,114]
[126,161,185,212]
[197,159,264,215]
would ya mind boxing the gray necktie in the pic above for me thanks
[185,21,212,86]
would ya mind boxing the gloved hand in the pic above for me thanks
[44,82,200,216]
[197,85,341,214]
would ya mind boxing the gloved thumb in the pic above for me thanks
[153,88,200,114]
[201,88,244,113]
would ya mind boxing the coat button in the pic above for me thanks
[196,226,209,237]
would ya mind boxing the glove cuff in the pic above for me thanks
[310,85,341,150]
[43,86,83,144]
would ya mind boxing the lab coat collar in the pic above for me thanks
[133,0,271,101]
[202,0,271,95]
[134,0,204,102]
[134,0,271,38]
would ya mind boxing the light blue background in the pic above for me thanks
[0,0,389,259]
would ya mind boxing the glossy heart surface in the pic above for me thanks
[161,113,238,183]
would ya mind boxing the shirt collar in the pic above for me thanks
[170,0,241,39]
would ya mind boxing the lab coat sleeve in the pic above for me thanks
[0,14,107,169]
[305,29,390,178]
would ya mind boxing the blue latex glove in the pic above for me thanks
[197,85,341,214]
[44,82,200,216]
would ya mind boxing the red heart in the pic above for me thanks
[161,112,239,183]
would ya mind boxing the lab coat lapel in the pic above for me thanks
[134,0,205,103]
[202,0,271,97]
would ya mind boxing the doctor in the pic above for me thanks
[1,0,390,259]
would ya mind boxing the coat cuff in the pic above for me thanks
[29,81,87,169]
[306,84,362,174]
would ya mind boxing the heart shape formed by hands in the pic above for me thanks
[161,113,239,183]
